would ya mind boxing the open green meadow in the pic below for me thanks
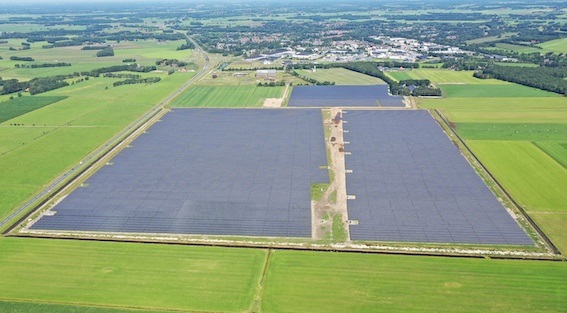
[295,68,385,85]
[387,69,505,84]
[440,84,559,98]
[262,250,567,313]
[0,238,265,312]
[456,123,567,141]
[0,238,565,313]
[535,142,567,169]
[170,85,285,107]
[0,96,66,123]
[537,38,567,54]
[0,301,177,313]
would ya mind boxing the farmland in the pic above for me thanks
[170,85,285,107]
[440,84,559,98]
[386,69,505,84]
[0,1,566,312]
[0,238,566,313]
[0,96,66,123]
[295,68,386,85]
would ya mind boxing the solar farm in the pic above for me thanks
[25,86,532,248]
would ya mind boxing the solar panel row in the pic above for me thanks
[288,85,405,107]
[343,110,532,245]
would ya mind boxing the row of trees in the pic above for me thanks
[15,63,71,68]
[290,70,335,85]
[10,56,34,61]
[113,77,161,87]
[96,47,114,57]
[83,64,156,77]
[475,65,567,95]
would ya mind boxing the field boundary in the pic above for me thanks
[432,109,561,255]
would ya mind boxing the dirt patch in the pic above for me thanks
[263,98,283,108]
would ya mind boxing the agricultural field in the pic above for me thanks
[439,84,559,98]
[386,69,506,84]
[0,238,566,313]
[417,68,567,254]
[170,85,285,107]
[537,38,567,54]
[0,96,66,123]
[295,68,386,85]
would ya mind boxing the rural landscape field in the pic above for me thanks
[0,0,566,312]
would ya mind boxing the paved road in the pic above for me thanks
[0,35,212,229]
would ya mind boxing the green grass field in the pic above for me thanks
[493,43,545,53]
[262,250,567,313]
[387,69,506,84]
[1,238,566,313]
[467,140,567,213]
[295,68,385,85]
[537,38,567,54]
[419,97,567,124]
[0,96,67,123]
[0,301,177,313]
[0,238,265,312]
[535,142,567,169]
[170,85,285,107]
[440,84,559,98]
[456,123,567,141]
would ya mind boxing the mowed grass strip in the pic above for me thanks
[0,96,67,123]
[0,301,180,313]
[534,141,567,169]
[456,123,567,141]
[529,213,567,255]
[440,84,559,98]
[0,238,265,312]
[538,38,567,54]
[296,68,386,85]
[262,250,567,313]
[171,85,285,107]
[467,140,567,213]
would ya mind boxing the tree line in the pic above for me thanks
[474,65,567,95]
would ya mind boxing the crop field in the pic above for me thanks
[295,68,386,85]
[0,301,177,313]
[261,250,567,313]
[0,238,566,313]
[0,96,66,123]
[440,84,559,98]
[456,123,567,141]
[170,85,285,107]
[493,43,545,53]
[386,69,506,84]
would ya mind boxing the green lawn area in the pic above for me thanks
[170,85,285,107]
[262,250,567,313]
[296,68,385,85]
[387,69,506,84]
[0,96,67,123]
[467,140,567,213]
[440,84,559,98]
[537,38,567,54]
[0,238,265,312]
[456,123,567,141]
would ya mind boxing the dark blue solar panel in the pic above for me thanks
[288,85,404,107]
[343,110,532,245]
[31,109,328,238]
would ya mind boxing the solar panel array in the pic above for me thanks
[288,85,405,107]
[343,110,532,245]
[31,109,328,237]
